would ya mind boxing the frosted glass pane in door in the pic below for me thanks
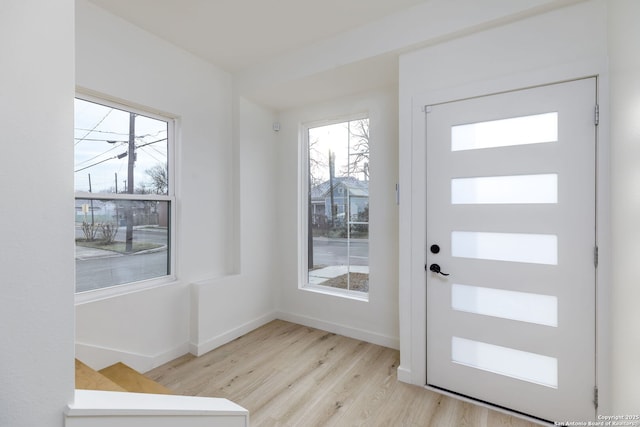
[452,337,558,388]
[451,174,558,204]
[451,112,558,151]
[451,231,558,265]
[452,284,558,326]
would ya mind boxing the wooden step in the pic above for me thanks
[75,359,126,392]
[99,362,173,395]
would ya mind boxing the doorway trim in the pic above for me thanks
[397,59,611,419]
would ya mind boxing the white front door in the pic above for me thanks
[425,78,597,422]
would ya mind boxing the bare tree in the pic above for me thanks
[145,163,168,195]
[308,136,327,187]
[344,118,369,180]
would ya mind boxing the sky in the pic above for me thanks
[74,98,168,194]
[308,118,368,184]
[75,101,366,193]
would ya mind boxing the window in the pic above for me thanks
[74,96,174,294]
[302,117,369,297]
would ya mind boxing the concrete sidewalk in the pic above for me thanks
[308,265,369,285]
[75,244,167,260]
[75,245,122,260]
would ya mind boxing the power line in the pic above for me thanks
[133,138,168,164]
[74,108,113,146]
[74,127,131,136]
[139,147,163,164]
[74,152,126,173]
[136,137,167,149]
[141,144,167,162]
[73,138,166,173]
[74,137,165,168]
[74,142,125,168]
[74,137,128,143]
[136,128,167,139]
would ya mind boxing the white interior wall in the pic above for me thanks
[275,89,400,347]
[398,0,614,414]
[67,0,640,415]
[71,0,596,376]
[74,0,277,371]
[75,0,234,282]
[10,0,639,424]
[0,1,76,426]
[608,0,640,413]
[190,97,278,356]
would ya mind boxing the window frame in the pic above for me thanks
[298,113,370,302]
[74,92,177,303]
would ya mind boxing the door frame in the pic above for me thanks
[425,78,597,422]
[397,61,611,420]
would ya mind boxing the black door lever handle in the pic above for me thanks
[429,263,450,276]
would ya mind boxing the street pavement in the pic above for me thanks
[76,234,369,293]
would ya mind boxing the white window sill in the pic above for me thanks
[75,275,178,305]
[300,283,369,302]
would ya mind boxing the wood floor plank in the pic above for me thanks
[282,342,383,426]
[247,334,364,425]
[147,320,540,427]
[322,346,399,426]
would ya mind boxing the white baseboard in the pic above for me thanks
[75,341,190,373]
[396,365,413,384]
[191,312,278,356]
[77,311,398,373]
[149,343,192,373]
[275,311,400,350]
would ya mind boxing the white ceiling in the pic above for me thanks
[83,0,573,110]
[86,0,428,73]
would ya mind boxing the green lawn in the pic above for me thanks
[75,239,163,254]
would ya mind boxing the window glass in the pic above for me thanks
[451,174,558,205]
[451,284,558,327]
[74,97,173,293]
[451,112,558,151]
[452,337,558,388]
[306,118,369,295]
[451,231,558,265]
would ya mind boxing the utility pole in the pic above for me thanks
[328,149,336,227]
[88,173,95,225]
[125,113,135,253]
[308,154,314,270]
[114,172,119,225]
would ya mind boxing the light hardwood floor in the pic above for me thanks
[147,320,539,427]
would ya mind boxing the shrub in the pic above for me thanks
[81,221,98,241]
[99,222,119,244]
